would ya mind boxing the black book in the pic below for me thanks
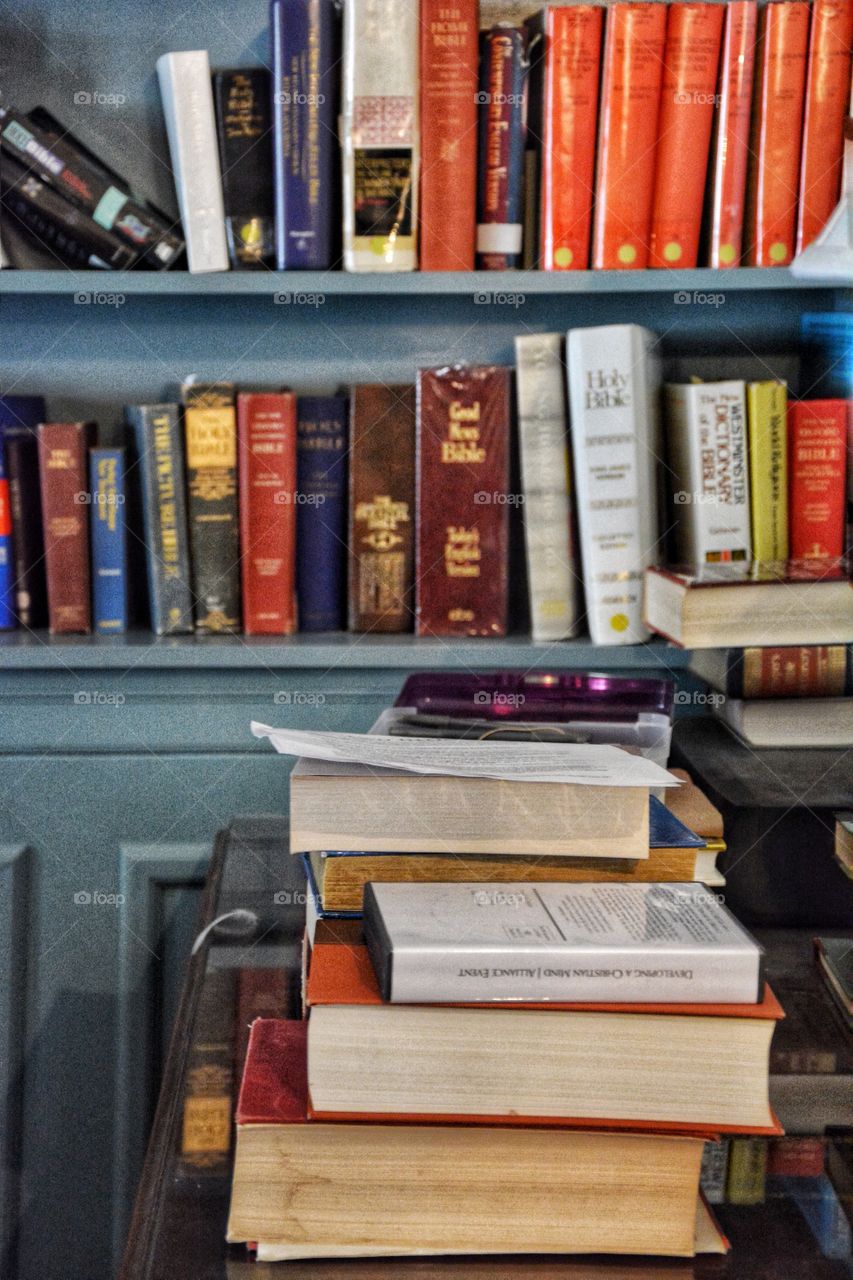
[3,423,47,628]
[212,68,275,268]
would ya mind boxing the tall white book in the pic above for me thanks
[342,0,418,272]
[567,325,662,645]
[514,333,579,642]
[665,381,751,564]
[156,51,229,274]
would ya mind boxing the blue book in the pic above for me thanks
[270,0,341,269]
[296,395,347,630]
[89,448,128,634]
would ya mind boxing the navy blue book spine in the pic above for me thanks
[296,395,348,630]
[476,26,529,270]
[89,448,128,634]
[271,0,341,269]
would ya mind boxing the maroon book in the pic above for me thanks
[234,968,289,1074]
[415,366,510,637]
[236,1018,307,1124]
[37,421,95,634]
[237,392,297,635]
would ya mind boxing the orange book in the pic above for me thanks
[796,0,853,253]
[540,4,604,270]
[592,3,667,269]
[649,4,724,268]
[707,1,759,267]
[744,1,811,266]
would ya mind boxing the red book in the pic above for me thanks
[415,365,509,637]
[744,1,811,266]
[235,968,289,1075]
[37,422,95,634]
[796,0,853,254]
[237,392,297,635]
[592,3,667,269]
[766,1137,826,1178]
[237,1018,307,1125]
[419,0,479,271]
[707,1,758,267]
[539,5,603,270]
[648,3,724,268]
[788,400,848,558]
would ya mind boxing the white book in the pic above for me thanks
[566,324,662,645]
[156,51,229,273]
[665,380,752,564]
[515,333,579,642]
[342,0,418,271]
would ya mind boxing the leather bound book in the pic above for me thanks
[37,422,95,634]
[788,399,847,558]
[237,392,297,635]
[212,68,274,269]
[181,381,241,633]
[348,384,415,633]
[476,26,529,270]
[1,395,47,628]
[296,396,348,631]
[415,365,510,637]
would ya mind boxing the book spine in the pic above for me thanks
[739,645,850,697]
[746,381,789,561]
[648,3,725,269]
[539,6,603,271]
[700,1139,731,1204]
[0,446,15,629]
[4,430,47,628]
[514,333,579,642]
[271,0,341,269]
[796,0,853,253]
[342,0,418,271]
[743,2,811,266]
[592,4,667,269]
[415,366,510,637]
[726,1138,767,1205]
[788,400,848,558]
[213,68,275,268]
[348,384,416,633]
[89,448,128,634]
[476,27,528,270]
[237,392,297,635]
[296,396,348,630]
[767,1136,826,1177]
[126,405,194,636]
[235,967,289,1074]
[37,423,93,634]
[182,383,241,632]
[419,0,479,271]
[156,51,229,273]
[707,1,758,267]
[567,325,661,645]
[177,967,235,1178]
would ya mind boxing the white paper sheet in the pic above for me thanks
[250,723,679,788]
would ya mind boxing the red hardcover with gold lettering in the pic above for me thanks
[237,392,297,635]
[788,400,848,558]
[796,0,853,253]
[37,421,95,634]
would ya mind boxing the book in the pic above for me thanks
[156,51,229,273]
[125,404,193,636]
[665,380,752,564]
[743,2,811,266]
[1,396,47,629]
[814,936,853,1024]
[643,561,853,648]
[235,967,289,1072]
[476,25,528,270]
[89,448,128,634]
[182,381,240,633]
[419,0,478,271]
[690,645,850,697]
[348,384,415,633]
[835,813,853,877]
[514,333,579,642]
[177,966,235,1178]
[788,399,847,558]
[295,395,347,630]
[415,365,510,637]
[726,1138,767,1204]
[228,1020,715,1261]
[648,3,725,269]
[700,1140,731,1205]
[767,1136,827,1177]
[796,0,853,254]
[342,0,418,271]
[288,756,651,860]
[716,695,853,747]
[270,0,341,270]
[0,440,13,629]
[746,380,789,562]
[363,881,763,1004]
[537,5,603,271]
[592,4,667,269]
[306,940,781,1131]
[567,325,661,645]
[37,422,95,634]
[212,68,274,268]
[237,392,297,635]
[667,767,725,840]
[706,0,758,267]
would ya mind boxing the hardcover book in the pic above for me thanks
[690,645,851,698]
[212,68,274,268]
[182,381,241,633]
[270,0,341,269]
[0,442,14,628]
[746,380,789,561]
[1,395,47,628]
[476,26,529,270]
[177,966,235,1178]
[788,400,847,558]
[796,0,853,253]
[348,384,415,632]
[37,422,95,634]
[706,0,758,267]
[237,391,297,635]
[296,395,347,630]
[89,447,128,634]
[415,365,510,637]
[716,694,853,748]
